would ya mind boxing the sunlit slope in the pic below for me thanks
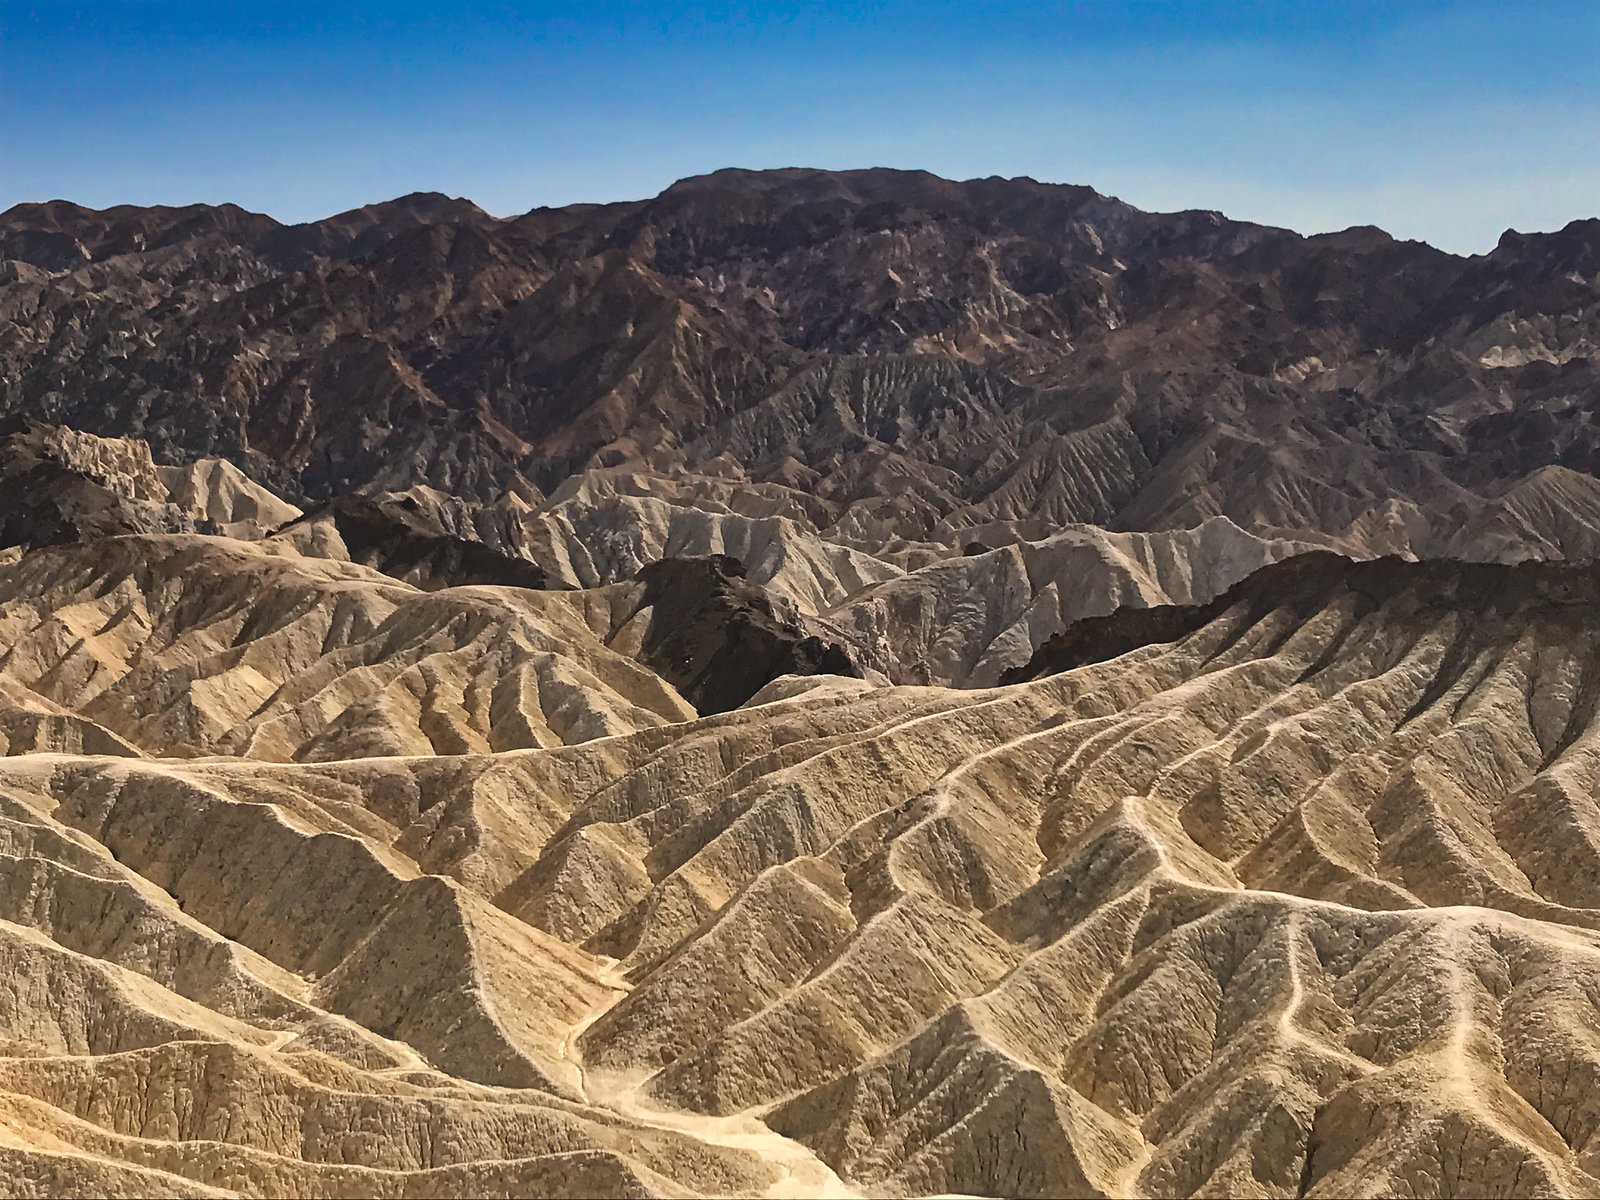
[4,544,1600,1194]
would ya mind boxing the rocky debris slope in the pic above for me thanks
[7,534,1600,1194]
[0,419,300,549]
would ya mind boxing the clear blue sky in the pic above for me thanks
[4,1,1597,253]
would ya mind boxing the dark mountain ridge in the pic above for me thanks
[2,169,1597,553]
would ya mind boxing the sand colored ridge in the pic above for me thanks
[0,534,1598,1196]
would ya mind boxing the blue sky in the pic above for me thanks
[3,1,1597,253]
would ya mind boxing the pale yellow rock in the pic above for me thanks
[6,538,1600,1197]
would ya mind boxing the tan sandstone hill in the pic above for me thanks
[2,529,1600,1196]
[0,534,691,759]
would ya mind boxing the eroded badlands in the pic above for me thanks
[3,533,1600,1197]
[7,171,1600,1197]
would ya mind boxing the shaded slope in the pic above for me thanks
[621,554,864,714]
[278,492,552,591]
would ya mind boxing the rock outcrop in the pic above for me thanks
[0,419,300,549]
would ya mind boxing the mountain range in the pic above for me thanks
[5,169,1599,538]
[4,170,1600,1198]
